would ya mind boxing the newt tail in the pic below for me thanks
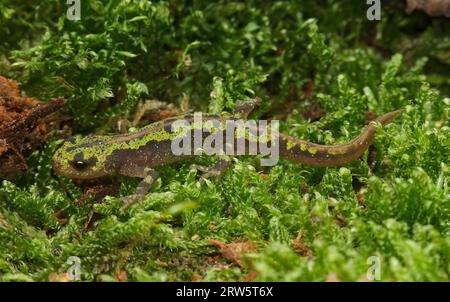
[279,110,403,167]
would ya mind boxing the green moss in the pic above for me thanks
[0,0,448,282]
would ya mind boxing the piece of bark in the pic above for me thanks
[0,75,64,180]
[406,0,450,17]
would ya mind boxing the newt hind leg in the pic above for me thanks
[191,97,262,181]
[190,155,232,182]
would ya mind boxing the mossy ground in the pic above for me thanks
[0,1,449,281]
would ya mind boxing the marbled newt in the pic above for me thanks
[52,98,402,206]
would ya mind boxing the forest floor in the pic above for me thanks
[0,1,448,281]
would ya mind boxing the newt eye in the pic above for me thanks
[71,160,89,171]
[69,153,97,172]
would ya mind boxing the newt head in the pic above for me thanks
[52,136,111,180]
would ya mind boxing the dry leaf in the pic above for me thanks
[208,239,258,269]
[191,273,203,281]
[325,273,340,282]
[292,232,312,257]
[48,272,72,282]
[245,270,259,282]
[116,269,128,282]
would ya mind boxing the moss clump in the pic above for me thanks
[0,1,449,281]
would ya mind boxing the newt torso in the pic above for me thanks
[53,114,227,179]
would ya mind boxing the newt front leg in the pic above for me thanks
[120,168,159,208]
